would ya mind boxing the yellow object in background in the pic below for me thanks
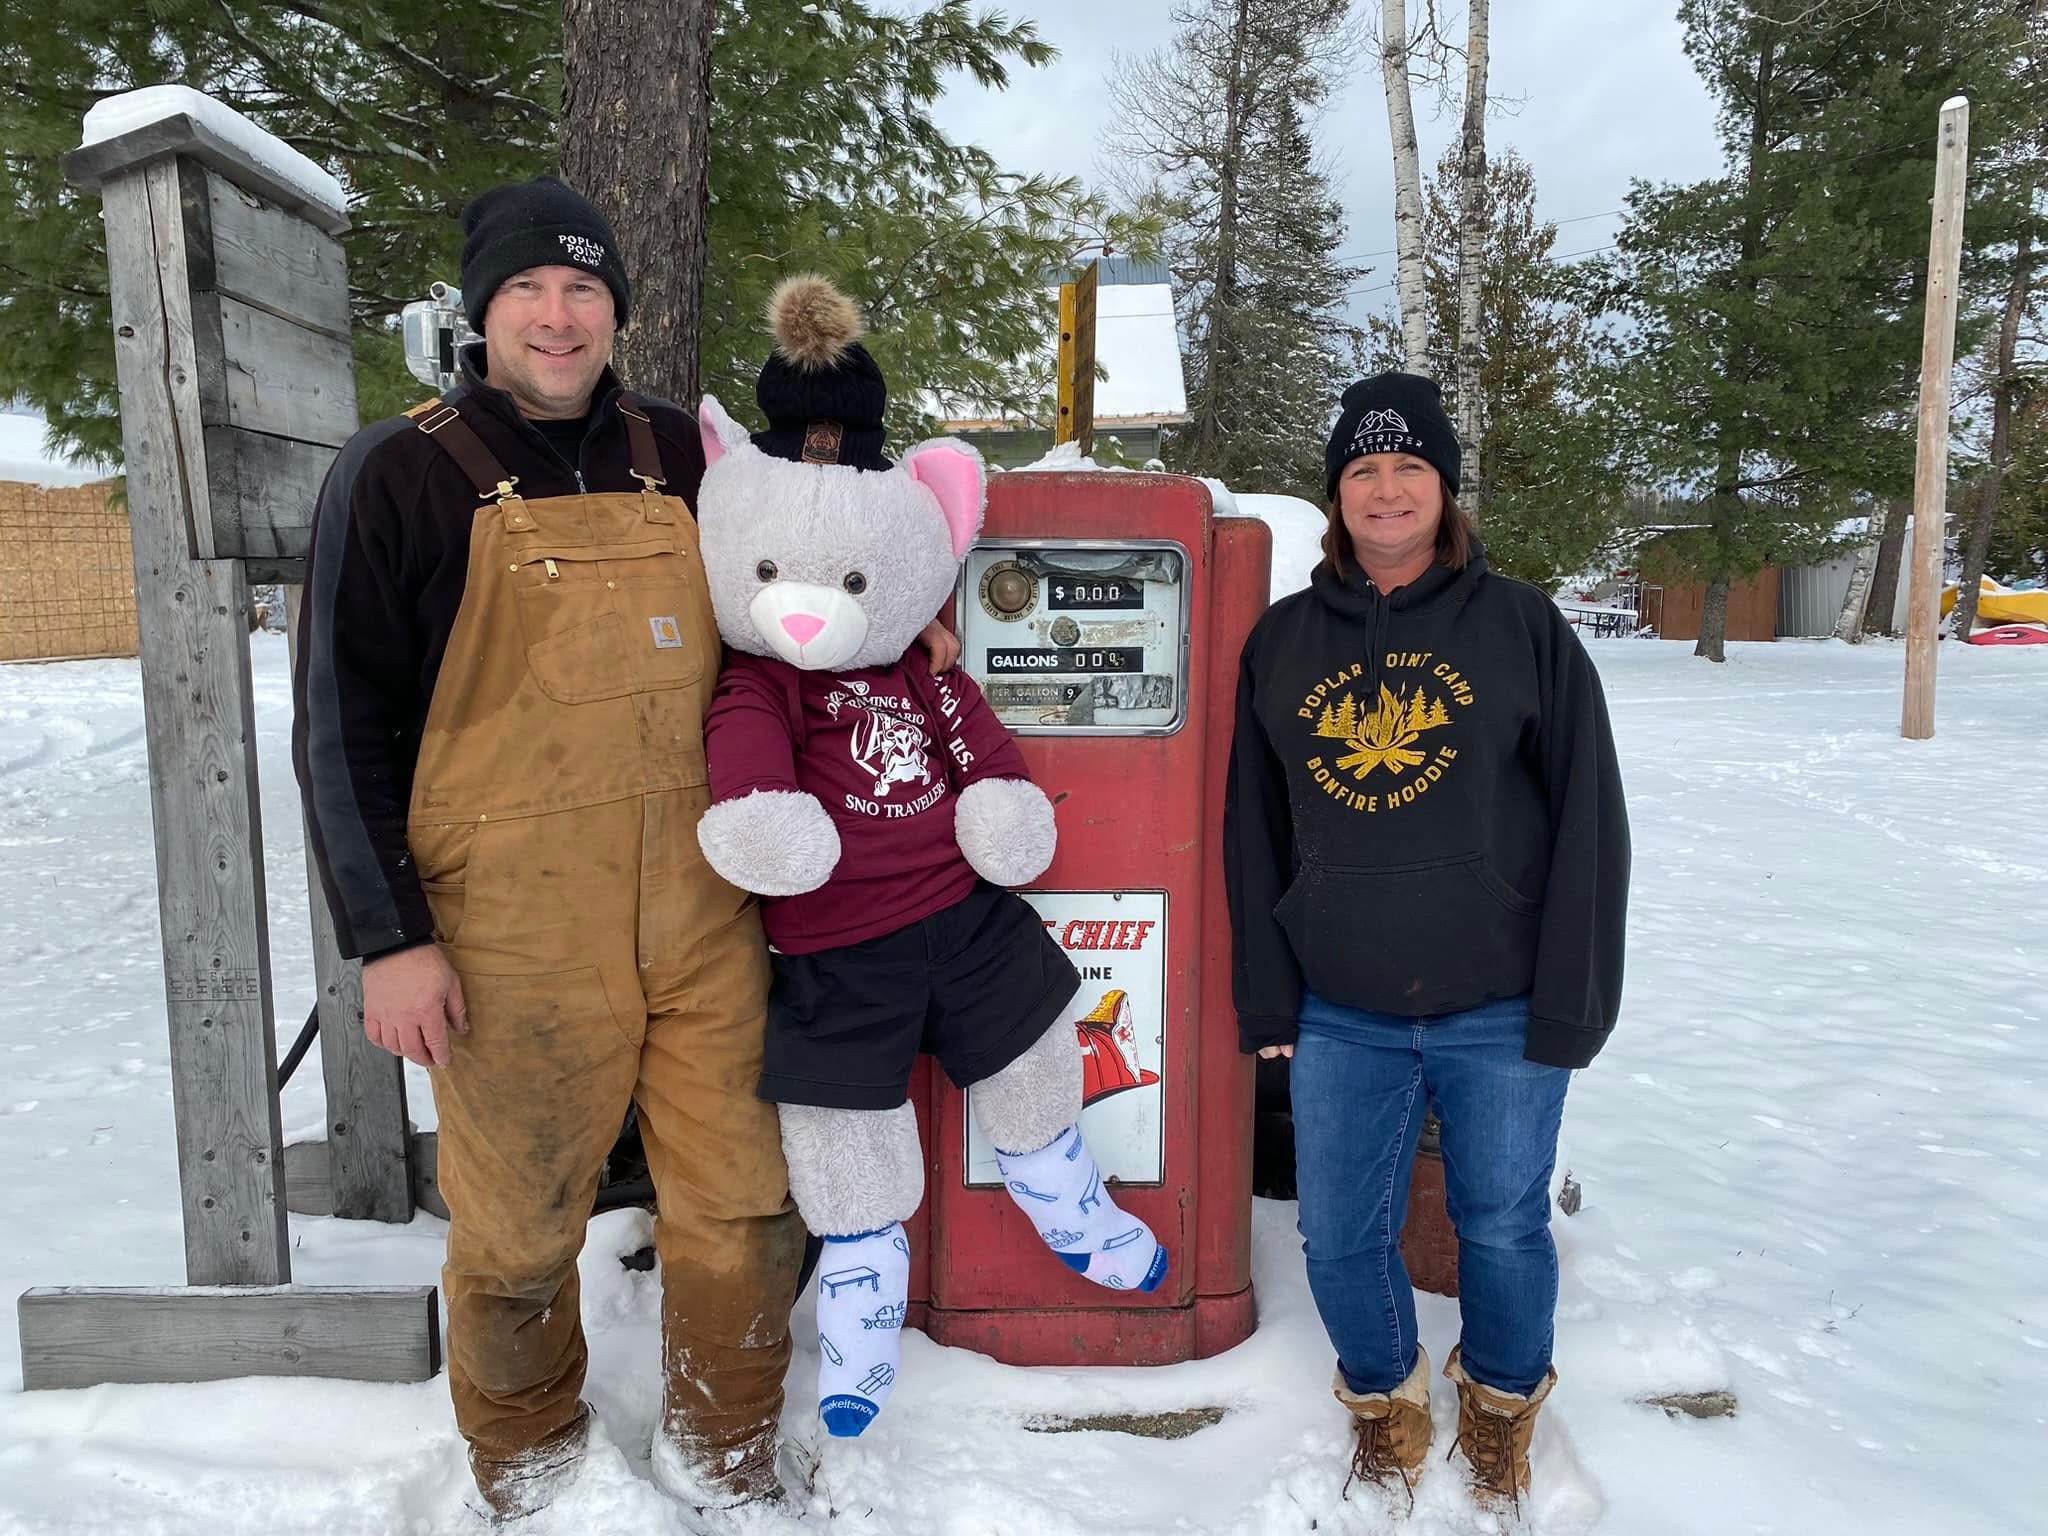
[1941,577,2048,626]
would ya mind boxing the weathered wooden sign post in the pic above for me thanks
[1056,256,1100,458]
[15,89,435,1389]
[1901,96,1970,740]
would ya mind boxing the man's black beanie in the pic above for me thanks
[1324,372,1461,502]
[458,175,631,331]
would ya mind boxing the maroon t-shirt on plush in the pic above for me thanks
[705,652,1033,954]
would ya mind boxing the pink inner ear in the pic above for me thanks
[907,443,985,559]
[698,401,727,469]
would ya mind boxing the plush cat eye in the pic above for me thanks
[843,572,867,595]
[756,560,778,582]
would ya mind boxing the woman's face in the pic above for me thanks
[1337,453,1444,577]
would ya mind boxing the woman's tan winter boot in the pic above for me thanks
[1444,1346,1555,1514]
[1332,1346,1434,1503]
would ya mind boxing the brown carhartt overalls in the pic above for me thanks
[401,397,802,1504]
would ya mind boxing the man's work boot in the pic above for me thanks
[469,1402,591,1523]
[1332,1345,1433,1503]
[1444,1346,1556,1517]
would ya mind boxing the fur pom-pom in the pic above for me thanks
[768,274,864,370]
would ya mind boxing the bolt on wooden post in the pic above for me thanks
[1902,97,1970,740]
[1055,257,1099,458]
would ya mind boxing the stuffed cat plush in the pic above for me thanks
[694,276,1167,1440]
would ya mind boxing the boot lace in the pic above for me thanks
[1344,1417,1417,1509]
[1453,1408,1521,1514]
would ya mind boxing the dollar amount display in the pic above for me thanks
[1047,577,1145,610]
[985,647,1144,674]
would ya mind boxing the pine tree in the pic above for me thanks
[1367,145,1622,588]
[1332,691,1359,737]
[1107,0,1366,500]
[2,0,1143,460]
[1401,689,1429,738]
[1317,702,1339,734]
[1574,0,2026,660]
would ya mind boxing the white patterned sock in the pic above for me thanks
[814,1224,911,1438]
[994,1124,1168,1292]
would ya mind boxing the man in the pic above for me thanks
[293,174,804,1520]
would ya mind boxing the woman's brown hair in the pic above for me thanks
[1320,478,1476,578]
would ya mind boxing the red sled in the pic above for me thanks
[1076,989,1162,1106]
[1967,624,2048,646]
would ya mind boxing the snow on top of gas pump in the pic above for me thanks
[81,86,346,218]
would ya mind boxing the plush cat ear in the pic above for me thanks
[904,438,986,560]
[699,394,749,469]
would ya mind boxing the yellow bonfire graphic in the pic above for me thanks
[1313,683,1453,779]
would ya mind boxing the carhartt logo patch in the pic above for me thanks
[558,233,607,268]
[649,616,684,649]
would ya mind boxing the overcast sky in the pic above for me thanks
[922,1,1730,328]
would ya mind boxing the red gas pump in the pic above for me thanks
[901,471,1269,1366]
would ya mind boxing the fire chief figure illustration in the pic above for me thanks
[1076,989,1161,1106]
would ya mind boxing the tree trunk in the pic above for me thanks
[1833,535,1880,642]
[560,0,716,407]
[1863,497,1911,636]
[1952,223,2033,639]
[1381,0,1429,375]
[1455,0,1489,509]
[1695,572,1731,663]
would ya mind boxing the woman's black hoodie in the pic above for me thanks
[1224,543,1629,1069]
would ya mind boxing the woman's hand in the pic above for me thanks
[1257,1044,1294,1060]
[918,617,961,674]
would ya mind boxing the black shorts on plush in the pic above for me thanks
[759,882,1082,1110]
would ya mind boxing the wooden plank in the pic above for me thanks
[17,1286,439,1389]
[206,427,333,566]
[63,112,350,238]
[133,159,221,561]
[1902,97,1970,741]
[284,583,413,1222]
[1055,282,1077,446]
[101,164,291,1287]
[1071,258,1098,460]
[285,1131,446,1222]
[196,297,357,449]
[189,163,352,340]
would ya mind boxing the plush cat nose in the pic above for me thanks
[781,613,827,646]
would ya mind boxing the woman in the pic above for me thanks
[1224,372,1629,1514]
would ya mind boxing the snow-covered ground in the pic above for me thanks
[2,629,2045,1535]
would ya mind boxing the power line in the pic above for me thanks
[1329,207,1623,267]
[1342,240,1621,300]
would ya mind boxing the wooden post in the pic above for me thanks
[23,92,436,1390]
[1055,258,1099,457]
[63,109,412,1227]
[1902,97,1970,740]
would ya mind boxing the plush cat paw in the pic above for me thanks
[697,789,841,895]
[954,778,1056,887]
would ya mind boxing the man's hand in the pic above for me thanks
[918,617,961,675]
[1257,1044,1294,1060]
[362,943,468,1069]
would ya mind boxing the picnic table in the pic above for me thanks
[1556,600,1639,638]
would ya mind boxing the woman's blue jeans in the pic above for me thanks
[1291,992,1569,1398]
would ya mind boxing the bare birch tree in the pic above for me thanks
[1381,0,1430,374]
[1455,0,1490,505]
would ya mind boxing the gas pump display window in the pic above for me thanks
[959,540,1190,735]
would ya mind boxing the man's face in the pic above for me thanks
[480,265,616,420]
